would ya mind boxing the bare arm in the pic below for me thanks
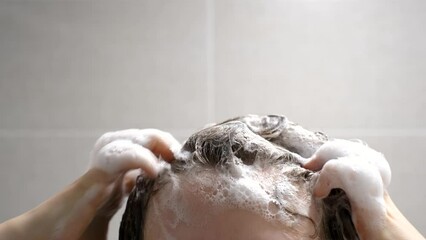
[0,169,111,240]
[0,129,180,240]
[379,192,424,240]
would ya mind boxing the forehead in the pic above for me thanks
[144,162,319,240]
[177,162,314,218]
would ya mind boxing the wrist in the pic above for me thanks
[77,169,115,214]
[378,192,424,240]
[81,168,112,187]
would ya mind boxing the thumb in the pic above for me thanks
[311,159,344,198]
[303,155,329,172]
[123,169,142,194]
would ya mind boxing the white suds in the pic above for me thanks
[149,161,312,233]
[307,139,392,234]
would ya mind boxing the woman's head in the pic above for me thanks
[119,115,358,240]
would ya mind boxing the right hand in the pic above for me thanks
[303,139,391,239]
[88,129,181,218]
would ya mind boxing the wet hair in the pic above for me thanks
[119,115,359,240]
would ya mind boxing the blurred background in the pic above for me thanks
[0,0,425,238]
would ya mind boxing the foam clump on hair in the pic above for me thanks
[190,163,302,225]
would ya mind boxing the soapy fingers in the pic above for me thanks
[311,155,387,236]
[306,141,424,239]
[303,139,391,188]
[90,129,181,180]
[303,139,392,238]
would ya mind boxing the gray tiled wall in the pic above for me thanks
[0,0,425,239]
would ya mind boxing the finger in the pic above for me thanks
[123,169,142,194]
[313,156,386,236]
[312,159,343,198]
[313,157,387,236]
[303,139,351,172]
[313,157,384,200]
[303,155,328,172]
[93,129,181,162]
[94,139,164,178]
[304,139,372,171]
[148,131,181,162]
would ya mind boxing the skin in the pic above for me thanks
[143,170,320,240]
[145,206,317,240]
[0,129,180,240]
[303,139,425,240]
[0,131,424,239]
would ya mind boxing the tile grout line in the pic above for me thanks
[0,129,196,138]
[206,0,215,123]
[2,128,426,138]
[319,128,426,137]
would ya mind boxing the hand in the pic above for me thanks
[79,129,181,240]
[0,129,181,240]
[88,129,181,218]
[303,139,391,239]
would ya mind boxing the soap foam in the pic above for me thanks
[312,139,391,188]
[149,160,314,234]
[308,139,392,236]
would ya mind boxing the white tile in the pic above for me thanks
[214,0,426,129]
[0,136,94,221]
[0,0,208,130]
